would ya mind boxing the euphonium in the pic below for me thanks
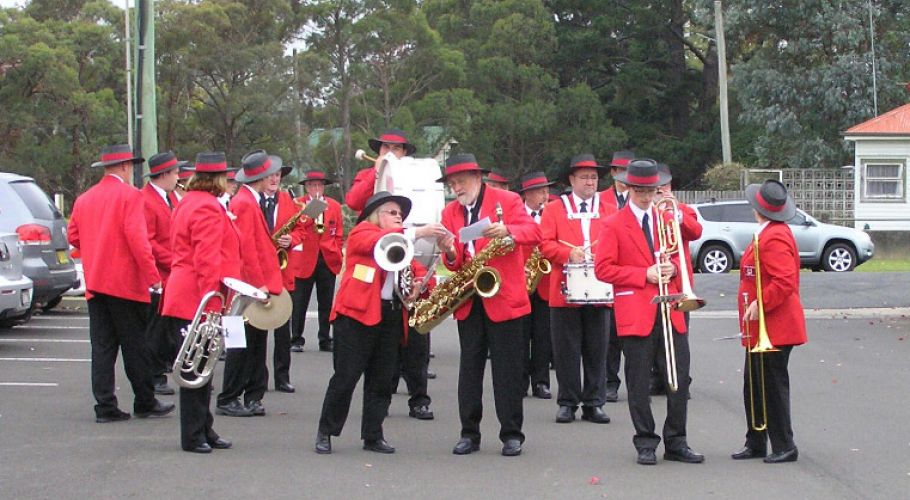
[525,246,551,294]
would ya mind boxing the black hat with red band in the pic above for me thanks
[298,169,336,185]
[745,179,796,222]
[145,151,188,178]
[610,150,635,168]
[188,152,235,174]
[91,144,144,169]
[563,153,608,182]
[235,149,283,184]
[613,159,671,188]
[485,170,510,184]
[516,171,556,193]
[368,128,416,156]
[437,153,489,183]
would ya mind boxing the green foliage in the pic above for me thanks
[701,162,745,190]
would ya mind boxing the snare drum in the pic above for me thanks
[562,263,614,304]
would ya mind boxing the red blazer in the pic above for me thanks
[600,185,629,210]
[162,192,242,320]
[289,195,344,278]
[229,186,283,295]
[441,187,541,322]
[594,205,687,337]
[272,190,308,292]
[140,184,177,284]
[345,167,376,212]
[68,175,160,303]
[540,194,618,308]
[737,222,807,348]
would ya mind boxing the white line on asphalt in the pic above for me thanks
[0,338,90,343]
[0,357,90,362]
[693,307,910,320]
[0,382,59,387]
[12,325,88,330]
[29,316,89,321]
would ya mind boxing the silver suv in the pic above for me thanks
[688,200,874,273]
[0,173,78,310]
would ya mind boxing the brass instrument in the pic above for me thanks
[315,212,325,234]
[745,234,778,431]
[355,149,378,163]
[524,246,552,294]
[173,278,266,389]
[652,202,683,393]
[409,203,513,334]
[655,197,705,312]
[750,233,778,354]
[272,200,307,270]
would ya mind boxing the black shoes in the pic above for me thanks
[664,446,705,464]
[189,443,212,454]
[95,408,131,423]
[604,386,619,403]
[555,405,576,423]
[409,405,435,420]
[276,382,296,393]
[154,382,175,396]
[319,341,333,352]
[216,399,253,417]
[363,438,396,454]
[764,447,798,463]
[501,439,522,457]
[532,384,552,399]
[315,432,332,454]
[290,344,304,353]
[637,448,657,465]
[731,446,767,460]
[452,438,480,455]
[427,370,437,380]
[581,406,611,424]
[246,400,266,416]
[134,400,176,419]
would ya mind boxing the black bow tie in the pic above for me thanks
[531,208,543,218]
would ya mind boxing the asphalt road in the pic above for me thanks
[0,272,908,499]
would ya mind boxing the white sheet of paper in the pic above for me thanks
[459,216,491,243]
[222,316,246,349]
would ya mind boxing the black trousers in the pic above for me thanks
[166,317,220,451]
[742,345,796,454]
[550,306,609,407]
[318,306,401,440]
[622,312,691,453]
[523,293,552,389]
[146,292,180,385]
[217,323,268,406]
[291,255,336,347]
[271,320,292,387]
[605,309,622,390]
[457,296,526,444]
[392,326,431,409]
[87,293,156,416]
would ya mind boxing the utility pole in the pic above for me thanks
[715,1,732,164]
[868,0,878,116]
[133,0,158,186]
[124,0,132,151]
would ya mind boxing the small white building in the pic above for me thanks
[844,103,910,231]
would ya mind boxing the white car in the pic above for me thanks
[0,232,34,327]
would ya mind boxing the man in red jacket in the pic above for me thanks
[141,151,185,396]
[594,159,703,466]
[345,129,416,212]
[290,169,344,353]
[68,143,175,423]
[215,149,285,418]
[438,153,541,457]
[484,170,511,191]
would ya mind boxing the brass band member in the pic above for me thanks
[517,171,556,400]
[733,180,807,464]
[215,150,284,418]
[68,143,174,423]
[315,191,427,455]
[161,152,238,453]
[438,154,541,457]
[345,128,416,212]
[174,166,193,201]
[484,170,511,191]
[594,159,703,466]
[540,155,617,424]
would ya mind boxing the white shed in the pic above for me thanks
[844,103,910,231]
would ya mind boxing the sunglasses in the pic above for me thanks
[380,209,404,217]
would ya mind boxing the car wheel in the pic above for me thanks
[0,305,33,328]
[699,244,733,274]
[42,294,63,312]
[821,243,857,272]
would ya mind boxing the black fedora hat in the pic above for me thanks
[610,150,635,168]
[145,151,188,178]
[485,170,510,184]
[298,169,336,185]
[516,171,556,193]
[745,179,796,222]
[613,159,671,188]
[562,154,608,182]
[357,191,412,223]
[91,144,144,168]
[368,129,417,156]
[186,152,235,174]
[437,153,489,183]
[235,149,283,183]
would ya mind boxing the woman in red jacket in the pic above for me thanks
[734,179,807,464]
[315,191,424,455]
[161,152,241,454]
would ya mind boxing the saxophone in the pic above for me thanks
[524,246,552,294]
[272,201,308,270]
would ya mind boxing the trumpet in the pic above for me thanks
[355,149,378,163]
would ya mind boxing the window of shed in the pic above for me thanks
[861,162,904,201]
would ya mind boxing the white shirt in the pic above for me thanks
[756,220,771,236]
[571,192,596,251]
[149,181,170,207]
[380,271,395,300]
[629,201,657,263]
[525,203,542,224]
[463,201,478,257]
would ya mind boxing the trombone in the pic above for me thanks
[745,233,779,431]
[652,202,684,393]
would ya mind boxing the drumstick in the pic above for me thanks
[559,240,598,250]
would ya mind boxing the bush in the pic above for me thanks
[701,162,746,190]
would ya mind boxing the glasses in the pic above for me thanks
[380,209,403,217]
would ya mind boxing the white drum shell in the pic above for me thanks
[563,263,614,304]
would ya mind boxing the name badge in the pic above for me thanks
[743,265,755,277]
[353,264,376,283]
[222,315,246,349]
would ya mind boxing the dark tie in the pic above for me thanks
[579,201,588,213]
[465,205,478,226]
[166,195,173,210]
[262,195,276,232]
[531,211,538,218]
[642,212,654,255]
[617,194,626,209]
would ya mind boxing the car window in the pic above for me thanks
[787,211,806,225]
[697,205,724,222]
[9,180,61,220]
[721,203,754,223]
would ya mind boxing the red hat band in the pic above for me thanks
[196,161,227,173]
[625,172,659,185]
[244,157,272,178]
[572,160,599,168]
[306,172,327,181]
[445,162,481,177]
[150,157,178,175]
[521,177,549,190]
[101,151,135,163]
[379,134,407,144]
[611,158,631,167]
[755,191,784,212]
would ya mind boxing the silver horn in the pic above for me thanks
[374,233,414,272]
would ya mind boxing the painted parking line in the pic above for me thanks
[12,325,88,330]
[0,338,90,343]
[0,357,90,362]
[0,382,59,387]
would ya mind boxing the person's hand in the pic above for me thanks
[277,234,292,248]
[660,261,676,279]
[646,264,663,284]
[482,222,509,239]
[415,223,449,240]
[744,300,759,321]
[437,233,455,253]
[568,247,586,264]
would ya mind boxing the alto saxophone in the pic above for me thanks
[315,211,325,234]
[524,246,552,294]
[273,201,308,270]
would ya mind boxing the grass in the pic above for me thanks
[856,258,910,272]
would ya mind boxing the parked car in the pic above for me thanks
[0,172,78,310]
[688,200,875,273]
[0,232,34,328]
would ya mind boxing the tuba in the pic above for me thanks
[524,246,552,294]
[173,278,267,389]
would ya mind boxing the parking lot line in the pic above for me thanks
[12,325,88,330]
[0,338,90,343]
[0,382,59,387]
[0,357,90,362]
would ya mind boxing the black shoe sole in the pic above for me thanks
[664,453,705,464]
[452,443,480,455]
[215,408,253,417]
[315,446,332,455]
